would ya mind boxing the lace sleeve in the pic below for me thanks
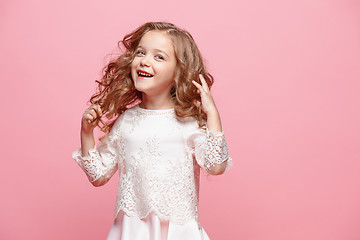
[72,115,123,185]
[193,126,233,174]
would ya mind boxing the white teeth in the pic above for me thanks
[137,71,153,77]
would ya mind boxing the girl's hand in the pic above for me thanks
[81,104,102,134]
[192,74,219,116]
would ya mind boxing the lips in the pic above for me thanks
[137,69,154,78]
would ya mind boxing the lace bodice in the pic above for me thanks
[72,104,232,225]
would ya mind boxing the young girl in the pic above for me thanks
[72,22,232,240]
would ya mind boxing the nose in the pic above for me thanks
[140,56,151,67]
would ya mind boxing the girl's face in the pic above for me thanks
[131,30,177,97]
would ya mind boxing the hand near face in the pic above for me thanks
[192,74,219,116]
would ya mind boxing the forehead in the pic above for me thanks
[138,30,174,53]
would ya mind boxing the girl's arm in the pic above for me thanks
[191,75,223,133]
[192,75,232,175]
[81,131,95,156]
[73,104,119,187]
[204,110,229,175]
[80,104,101,156]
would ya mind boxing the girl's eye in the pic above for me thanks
[155,55,164,60]
[136,50,145,55]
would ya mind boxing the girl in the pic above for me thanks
[72,22,232,240]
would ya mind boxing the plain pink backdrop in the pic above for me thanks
[1,0,360,239]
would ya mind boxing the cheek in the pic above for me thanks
[131,56,140,67]
[169,64,177,78]
[130,62,137,79]
[130,60,136,70]
[130,61,138,74]
[161,62,176,75]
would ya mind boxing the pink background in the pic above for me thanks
[1,0,360,239]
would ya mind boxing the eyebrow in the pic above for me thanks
[137,45,170,57]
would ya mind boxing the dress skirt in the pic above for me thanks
[106,211,211,240]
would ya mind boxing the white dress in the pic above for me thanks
[72,104,232,240]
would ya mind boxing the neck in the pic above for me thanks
[140,93,175,110]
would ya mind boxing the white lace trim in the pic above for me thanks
[72,145,117,183]
[135,104,175,115]
[203,127,232,171]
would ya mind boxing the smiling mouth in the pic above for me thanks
[137,70,154,78]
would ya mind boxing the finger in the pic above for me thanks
[192,100,200,108]
[88,109,98,118]
[192,80,205,94]
[86,113,94,121]
[93,104,102,116]
[85,114,98,126]
[199,74,210,93]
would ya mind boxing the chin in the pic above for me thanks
[133,82,148,94]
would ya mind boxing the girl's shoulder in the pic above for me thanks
[111,105,138,126]
[179,116,207,138]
